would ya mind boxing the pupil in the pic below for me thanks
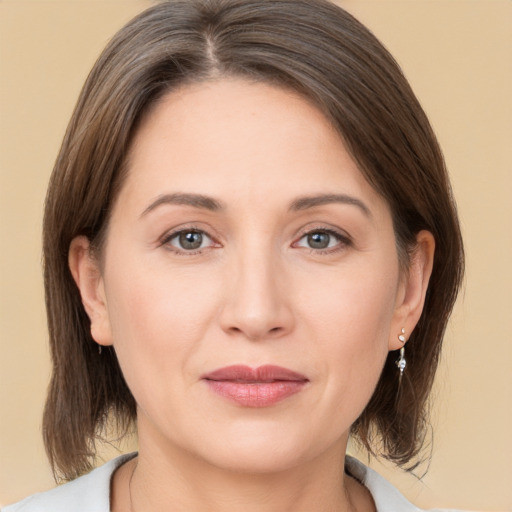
[180,231,202,250]
[308,232,330,249]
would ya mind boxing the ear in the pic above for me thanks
[68,236,113,347]
[389,230,435,351]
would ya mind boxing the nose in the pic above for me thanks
[219,247,295,341]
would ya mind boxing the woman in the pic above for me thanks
[3,0,464,510]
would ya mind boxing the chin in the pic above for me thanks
[189,422,334,475]
[204,444,307,475]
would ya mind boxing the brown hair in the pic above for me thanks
[42,0,464,480]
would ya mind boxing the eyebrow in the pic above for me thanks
[140,192,371,218]
[289,194,372,217]
[140,193,224,217]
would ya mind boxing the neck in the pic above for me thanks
[112,432,374,512]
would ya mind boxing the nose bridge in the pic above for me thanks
[220,237,293,340]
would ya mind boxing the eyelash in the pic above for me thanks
[160,225,219,256]
[160,226,351,256]
[293,227,352,255]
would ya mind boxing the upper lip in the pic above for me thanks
[202,365,308,383]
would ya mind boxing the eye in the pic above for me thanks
[164,229,215,252]
[295,229,349,251]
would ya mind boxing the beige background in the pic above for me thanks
[0,0,510,510]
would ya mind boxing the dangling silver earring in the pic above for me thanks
[98,345,102,355]
[395,328,406,376]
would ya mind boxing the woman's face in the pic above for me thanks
[77,78,418,473]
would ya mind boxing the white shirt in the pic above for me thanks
[2,454,462,512]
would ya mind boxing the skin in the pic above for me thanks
[69,78,434,512]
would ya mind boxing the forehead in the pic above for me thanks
[120,78,387,216]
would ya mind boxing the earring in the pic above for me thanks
[395,328,406,376]
[98,345,102,355]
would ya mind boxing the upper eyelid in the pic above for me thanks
[158,223,351,248]
[160,224,219,244]
[165,229,213,243]
[160,228,219,255]
[293,225,353,251]
[295,224,351,241]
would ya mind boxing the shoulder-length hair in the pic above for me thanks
[42,0,464,480]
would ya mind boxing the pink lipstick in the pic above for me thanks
[201,365,308,407]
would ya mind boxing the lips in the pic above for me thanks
[201,365,308,407]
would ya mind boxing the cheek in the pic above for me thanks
[299,260,399,412]
[102,257,222,399]
[107,250,220,333]
[301,259,399,345]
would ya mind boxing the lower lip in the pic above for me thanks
[204,380,307,407]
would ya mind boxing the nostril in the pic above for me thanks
[218,291,294,341]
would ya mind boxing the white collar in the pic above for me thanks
[4,453,462,512]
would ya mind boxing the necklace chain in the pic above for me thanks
[128,459,137,512]
[127,461,360,512]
